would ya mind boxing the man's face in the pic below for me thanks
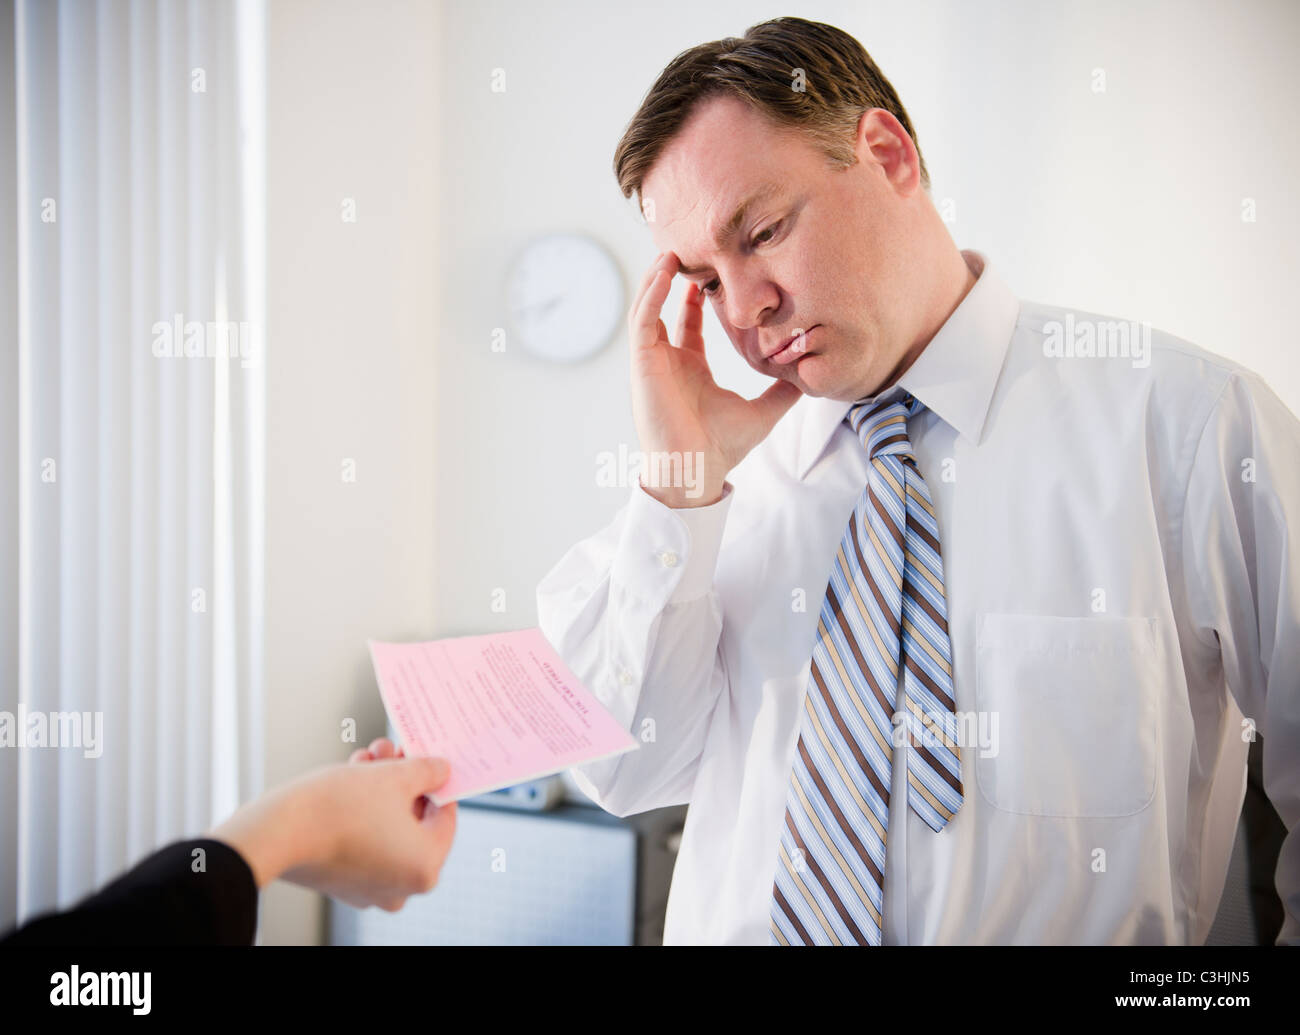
[641,94,923,401]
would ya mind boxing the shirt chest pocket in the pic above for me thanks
[974,613,1159,818]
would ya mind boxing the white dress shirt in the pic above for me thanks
[536,249,1300,945]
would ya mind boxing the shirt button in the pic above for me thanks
[659,549,679,568]
[617,667,634,686]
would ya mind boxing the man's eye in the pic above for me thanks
[697,221,781,298]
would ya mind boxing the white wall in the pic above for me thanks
[264,0,440,944]
[433,0,1300,662]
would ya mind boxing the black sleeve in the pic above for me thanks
[0,838,258,946]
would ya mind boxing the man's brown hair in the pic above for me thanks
[613,16,929,206]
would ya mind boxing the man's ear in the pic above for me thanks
[856,108,921,195]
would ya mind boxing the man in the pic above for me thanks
[536,16,1299,945]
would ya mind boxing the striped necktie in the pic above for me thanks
[769,389,963,946]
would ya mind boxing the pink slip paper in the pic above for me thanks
[368,627,638,804]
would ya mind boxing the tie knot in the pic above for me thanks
[848,389,922,461]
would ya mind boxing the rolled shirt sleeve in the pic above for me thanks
[537,481,736,816]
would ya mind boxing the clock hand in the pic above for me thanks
[514,294,564,319]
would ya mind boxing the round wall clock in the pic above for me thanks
[506,232,625,363]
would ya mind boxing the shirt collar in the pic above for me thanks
[795,249,1020,480]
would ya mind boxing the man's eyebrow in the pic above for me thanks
[677,181,784,276]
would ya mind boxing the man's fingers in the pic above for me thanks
[630,256,676,348]
[675,280,706,355]
[349,748,372,764]
[629,253,665,321]
[632,252,675,312]
[631,269,673,345]
[748,379,803,436]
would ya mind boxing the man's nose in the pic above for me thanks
[721,274,779,332]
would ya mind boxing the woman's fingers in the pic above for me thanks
[350,737,403,765]
[421,801,458,860]
[368,737,397,759]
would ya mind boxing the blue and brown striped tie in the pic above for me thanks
[770,389,963,946]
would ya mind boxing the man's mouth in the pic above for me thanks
[766,326,818,365]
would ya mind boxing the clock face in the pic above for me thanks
[506,233,625,363]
